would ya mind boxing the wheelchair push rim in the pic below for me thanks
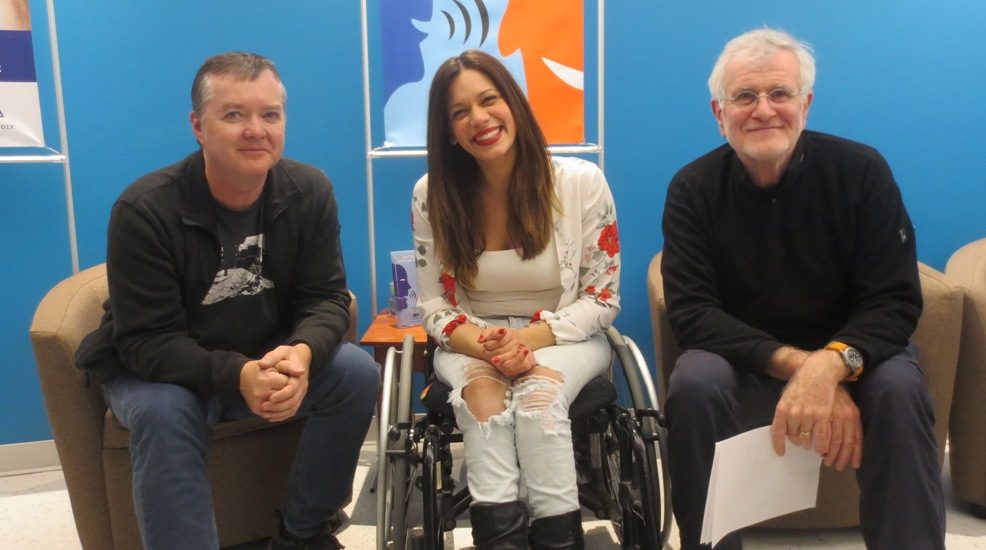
[377,335,416,550]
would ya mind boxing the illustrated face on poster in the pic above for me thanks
[381,0,584,147]
[0,0,45,148]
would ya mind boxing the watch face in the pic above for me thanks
[845,348,864,369]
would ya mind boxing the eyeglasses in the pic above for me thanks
[725,88,802,108]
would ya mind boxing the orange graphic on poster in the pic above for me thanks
[499,0,584,144]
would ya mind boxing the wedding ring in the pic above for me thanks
[799,431,812,437]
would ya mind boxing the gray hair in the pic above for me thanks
[708,28,815,103]
[191,52,286,115]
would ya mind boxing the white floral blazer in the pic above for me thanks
[411,156,621,349]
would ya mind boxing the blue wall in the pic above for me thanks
[4,1,986,445]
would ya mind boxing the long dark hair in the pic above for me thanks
[425,50,556,287]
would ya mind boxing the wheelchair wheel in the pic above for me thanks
[608,411,663,550]
[604,328,672,550]
[420,425,445,549]
[377,335,416,550]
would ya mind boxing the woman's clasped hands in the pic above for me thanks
[478,326,537,378]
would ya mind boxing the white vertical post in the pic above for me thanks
[597,0,605,172]
[46,0,78,273]
[360,0,379,314]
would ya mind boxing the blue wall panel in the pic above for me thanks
[0,162,72,443]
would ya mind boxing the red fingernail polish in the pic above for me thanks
[492,357,499,363]
[524,350,529,356]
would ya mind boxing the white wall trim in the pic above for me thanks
[0,439,61,477]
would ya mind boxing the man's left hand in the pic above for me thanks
[257,343,312,422]
[770,349,846,456]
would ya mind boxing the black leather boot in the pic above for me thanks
[529,510,584,550]
[469,500,530,549]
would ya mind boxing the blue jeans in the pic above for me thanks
[102,342,380,550]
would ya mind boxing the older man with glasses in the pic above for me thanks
[660,28,945,549]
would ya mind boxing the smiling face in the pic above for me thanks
[447,68,516,174]
[190,69,286,203]
[712,49,813,185]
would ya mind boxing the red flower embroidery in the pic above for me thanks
[598,288,614,302]
[441,313,468,338]
[597,222,620,258]
[530,309,544,323]
[440,272,458,307]
[606,265,618,274]
[584,285,596,295]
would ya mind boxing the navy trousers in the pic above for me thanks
[665,345,945,550]
[102,342,380,550]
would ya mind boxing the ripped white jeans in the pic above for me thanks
[433,317,609,519]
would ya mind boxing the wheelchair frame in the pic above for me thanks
[376,328,672,549]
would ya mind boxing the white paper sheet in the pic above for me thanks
[700,425,822,546]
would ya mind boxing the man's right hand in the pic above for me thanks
[823,384,863,471]
[239,360,290,419]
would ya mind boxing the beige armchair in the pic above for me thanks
[647,251,962,528]
[945,238,986,515]
[29,263,359,549]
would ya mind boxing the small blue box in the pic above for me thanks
[390,250,423,327]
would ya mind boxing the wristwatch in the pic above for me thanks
[825,341,864,381]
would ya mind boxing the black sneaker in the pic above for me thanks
[267,512,345,550]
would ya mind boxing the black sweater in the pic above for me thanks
[661,130,921,373]
[76,151,351,400]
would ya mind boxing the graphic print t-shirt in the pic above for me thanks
[193,197,280,354]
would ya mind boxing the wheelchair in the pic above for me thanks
[376,327,671,549]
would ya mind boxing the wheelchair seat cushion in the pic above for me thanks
[420,375,617,423]
[568,376,618,421]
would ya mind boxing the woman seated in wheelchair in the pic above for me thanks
[411,49,620,549]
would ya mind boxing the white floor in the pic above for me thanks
[2,443,984,550]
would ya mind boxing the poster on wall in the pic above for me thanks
[380,0,584,148]
[0,0,44,147]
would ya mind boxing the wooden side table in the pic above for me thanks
[360,311,429,373]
